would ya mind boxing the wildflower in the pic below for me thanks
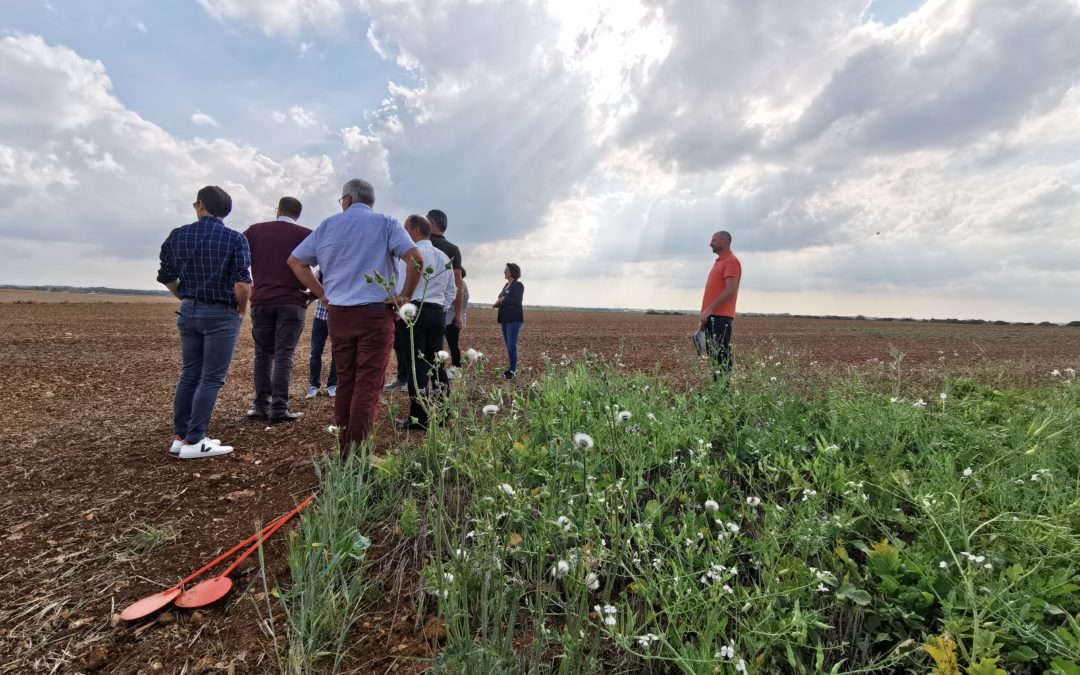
[889,397,899,404]
[726,522,740,533]
[736,658,747,672]
[940,392,948,401]
[646,412,656,420]
[983,562,993,570]
[1066,368,1076,376]
[594,604,617,626]
[718,644,735,659]
[722,583,734,594]
[962,467,973,478]
[637,633,660,648]
[1051,369,1061,377]
[573,432,595,449]
[551,560,570,577]
[1030,473,1041,482]
[746,496,761,507]
[616,410,632,423]
[769,376,777,382]
[464,348,480,361]
[939,561,948,569]
[556,516,572,532]
[704,499,720,512]
[499,483,516,497]
[326,425,340,434]
[585,572,600,591]
[397,302,417,321]
[482,404,500,415]
[437,350,450,362]
[913,399,927,408]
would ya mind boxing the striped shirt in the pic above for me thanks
[157,217,251,305]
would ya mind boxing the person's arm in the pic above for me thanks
[288,256,326,304]
[163,280,180,299]
[156,234,181,298]
[452,268,464,328]
[235,281,252,317]
[387,247,423,307]
[493,284,506,308]
[507,281,524,307]
[698,276,740,328]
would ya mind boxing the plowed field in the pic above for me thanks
[1,293,1076,673]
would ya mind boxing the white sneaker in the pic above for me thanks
[170,435,221,454]
[178,438,234,460]
[446,368,460,380]
[305,386,319,399]
[327,385,337,398]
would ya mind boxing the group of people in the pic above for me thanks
[156,181,529,459]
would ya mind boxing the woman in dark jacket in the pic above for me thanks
[493,262,524,379]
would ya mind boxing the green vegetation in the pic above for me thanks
[278,353,1080,674]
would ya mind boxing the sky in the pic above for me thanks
[2,0,1079,322]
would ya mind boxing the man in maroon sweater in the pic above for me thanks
[243,197,312,423]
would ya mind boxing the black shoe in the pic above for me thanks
[246,408,269,420]
[269,410,304,423]
[502,370,517,380]
[394,418,427,431]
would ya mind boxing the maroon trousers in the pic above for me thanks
[327,306,394,451]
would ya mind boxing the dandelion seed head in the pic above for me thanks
[616,410,632,423]
[573,432,595,449]
[499,483,516,497]
[482,404,500,415]
[397,302,417,321]
[704,499,720,512]
[746,496,761,507]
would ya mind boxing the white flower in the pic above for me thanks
[482,404,499,415]
[1065,368,1076,376]
[940,392,948,400]
[727,522,740,533]
[984,562,993,570]
[722,584,734,594]
[437,350,450,362]
[889,396,900,404]
[1051,369,1061,377]
[573,432,595,449]
[1031,473,1041,482]
[556,516,572,532]
[397,302,417,321]
[736,658,747,672]
[962,467,973,478]
[551,560,570,577]
[704,499,720,512]
[443,572,454,584]
[326,425,340,434]
[746,496,761,507]
[718,644,735,659]
[594,604,617,626]
[499,483,516,497]
[616,410,632,423]
[939,561,948,569]
[637,633,660,648]
[646,412,656,420]
[913,398,927,408]
[464,348,480,361]
[585,572,600,591]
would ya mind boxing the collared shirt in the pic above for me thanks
[157,216,251,306]
[430,233,462,270]
[244,217,312,306]
[313,299,328,321]
[290,203,416,306]
[701,251,742,317]
[396,239,456,308]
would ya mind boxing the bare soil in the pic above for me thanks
[1,297,1075,673]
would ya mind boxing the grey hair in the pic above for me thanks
[342,179,375,206]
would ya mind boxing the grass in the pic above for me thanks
[277,349,1080,674]
[117,523,180,556]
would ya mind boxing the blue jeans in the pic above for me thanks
[174,299,241,443]
[308,316,337,388]
[501,321,523,373]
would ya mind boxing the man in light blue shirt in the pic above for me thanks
[287,179,422,451]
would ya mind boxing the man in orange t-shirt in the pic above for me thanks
[698,230,741,378]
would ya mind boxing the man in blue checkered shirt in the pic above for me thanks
[305,270,337,399]
[157,186,252,460]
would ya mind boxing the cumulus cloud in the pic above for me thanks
[0,34,336,266]
[272,105,318,128]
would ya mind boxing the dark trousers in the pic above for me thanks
[250,303,307,414]
[328,305,394,450]
[403,305,447,427]
[308,316,337,388]
[393,319,410,382]
[174,299,241,443]
[445,320,462,367]
[704,315,733,379]
[501,321,523,373]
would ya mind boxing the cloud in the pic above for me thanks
[272,105,318,128]
[196,0,344,37]
[0,34,336,265]
[190,109,219,127]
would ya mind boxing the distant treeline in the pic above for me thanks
[0,284,171,297]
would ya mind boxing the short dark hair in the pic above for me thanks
[405,214,432,238]
[278,196,302,219]
[505,262,521,280]
[197,186,232,218]
[427,209,448,232]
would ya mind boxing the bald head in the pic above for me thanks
[710,231,732,255]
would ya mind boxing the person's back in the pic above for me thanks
[246,219,312,306]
